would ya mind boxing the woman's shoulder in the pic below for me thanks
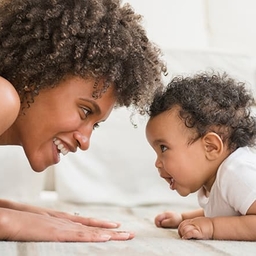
[0,77,20,135]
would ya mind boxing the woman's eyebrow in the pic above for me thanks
[79,98,101,114]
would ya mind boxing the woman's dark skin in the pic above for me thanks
[0,0,165,242]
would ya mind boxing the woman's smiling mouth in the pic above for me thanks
[53,138,69,155]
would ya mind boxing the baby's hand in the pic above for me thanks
[155,211,183,228]
[178,217,214,240]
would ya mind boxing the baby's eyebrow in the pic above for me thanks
[153,139,166,146]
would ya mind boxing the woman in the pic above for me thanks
[0,0,165,241]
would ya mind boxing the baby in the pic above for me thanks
[146,71,256,240]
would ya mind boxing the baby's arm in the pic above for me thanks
[155,208,204,228]
[178,201,256,240]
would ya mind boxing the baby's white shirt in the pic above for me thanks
[198,147,256,217]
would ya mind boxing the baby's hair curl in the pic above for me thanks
[0,0,166,113]
[148,71,256,151]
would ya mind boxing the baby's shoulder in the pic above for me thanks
[223,147,256,167]
[218,147,256,182]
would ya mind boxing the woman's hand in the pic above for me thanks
[43,208,125,229]
[0,207,134,242]
[0,198,123,229]
[155,211,183,228]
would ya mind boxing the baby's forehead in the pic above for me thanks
[164,105,184,122]
[147,107,185,130]
[146,109,198,144]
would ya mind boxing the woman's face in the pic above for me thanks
[12,76,116,172]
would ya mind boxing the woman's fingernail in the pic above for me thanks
[109,222,119,228]
[118,233,131,239]
[100,235,111,241]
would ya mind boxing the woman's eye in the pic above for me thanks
[93,123,100,130]
[160,145,167,152]
[81,107,90,118]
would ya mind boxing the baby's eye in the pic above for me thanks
[160,145,167,152]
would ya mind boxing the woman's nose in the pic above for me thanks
[73,130,91,151]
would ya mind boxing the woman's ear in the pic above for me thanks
[202,132,224,161]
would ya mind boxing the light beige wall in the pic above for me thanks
[127,0,256,55]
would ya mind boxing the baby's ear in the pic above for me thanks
[202,132,224,161]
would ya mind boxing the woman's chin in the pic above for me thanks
[26,150,59,172]
[29,158,52,172]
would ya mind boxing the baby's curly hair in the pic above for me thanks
[148,71,256,151]
[0,0,166,113]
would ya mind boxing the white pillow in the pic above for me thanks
[0,146,46,202]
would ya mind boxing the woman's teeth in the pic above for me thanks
[53,138,69,155]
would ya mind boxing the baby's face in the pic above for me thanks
[146,106,212,197]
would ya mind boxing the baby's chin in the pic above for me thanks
[176,188,191,197]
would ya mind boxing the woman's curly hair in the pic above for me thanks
[148,71,256,150]
[0,0,166,113]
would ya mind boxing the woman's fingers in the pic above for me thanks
[0,208,134,242]
[70,215,121,228]
[48,210,121,229]
[55,226,134,242]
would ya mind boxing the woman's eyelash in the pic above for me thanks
[81,107,91,117]
[93,123,100,130]
[81,107,100,130]
[80,107,100,129]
